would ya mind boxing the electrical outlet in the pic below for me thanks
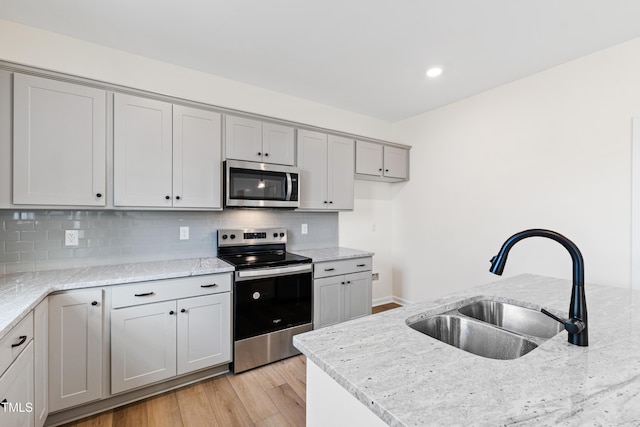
[301,224,308,235]
[180,226,190,240]
[65,230,79,247]
[372,272,379,281]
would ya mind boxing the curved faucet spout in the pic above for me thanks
[489,229,588,346]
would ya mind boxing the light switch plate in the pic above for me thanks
[301,224,308,235]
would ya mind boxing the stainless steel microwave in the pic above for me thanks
[224,160,300,208]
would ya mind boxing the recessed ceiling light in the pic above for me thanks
[426,67,443,78]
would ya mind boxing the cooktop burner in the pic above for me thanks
[217,228,311,270]
[218,250,311,270]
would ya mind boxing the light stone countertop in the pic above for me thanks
[293,274,640,426]
[293,247,374,262]
[0,257,234,340]
[0,246,367,342]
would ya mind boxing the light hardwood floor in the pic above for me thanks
[62,303,401,427]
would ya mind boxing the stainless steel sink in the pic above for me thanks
[457,300,563,339]
[408,314,539,360]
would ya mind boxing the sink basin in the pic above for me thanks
[408,315,538,360]
[458,300,563,339]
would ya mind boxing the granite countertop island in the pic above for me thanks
[293,274,640,426]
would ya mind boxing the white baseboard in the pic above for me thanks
[372,295,413,307]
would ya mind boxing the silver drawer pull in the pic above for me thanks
[134,292,155,297]
[356,264,366,267]
[324,268,335,272]
[200,284,218,288]
[11,335,27,348]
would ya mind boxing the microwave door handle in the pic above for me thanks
[285,173,293,201]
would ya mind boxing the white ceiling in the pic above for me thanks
[3,0,640,121]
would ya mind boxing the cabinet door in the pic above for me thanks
[177,293,231,375]
[313,276,345,329]
[114,93,173,207]
[262,123,295,165]
[355,140,383,177]
[344,271,372,322]
[0,341,34,427]
[173,106,222,209]
[224,115,262,162]
[327,135,354,210]
[48,289,103,412]
[34,299,47,427]
[13,73,106,206]
[111,301,177,394]
[297,130,328,210]
[383,146,409,179]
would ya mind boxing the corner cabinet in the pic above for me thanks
[48,289,104,412]
[297,130,354,211]
[313,257,372,329]
[110,274,231,394]
[13,73,107,206]
[355,140,409,182]
[114,94,222,209]
[225,115,295,166]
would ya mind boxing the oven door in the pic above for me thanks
[225,160,299,208]
[234,265,312,341]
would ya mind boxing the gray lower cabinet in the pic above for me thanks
[48,289,104,412]
[110,275,231,394]
[34,299,48,427]
[0,342,34,427]
[0,311,34,427]
[313,257,373,329]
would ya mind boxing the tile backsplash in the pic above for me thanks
[0,210,338,274]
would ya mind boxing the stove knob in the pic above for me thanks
[221,234,228,240]
[230,234,236,239]
[273,232,278,238]
[279,232,285,237]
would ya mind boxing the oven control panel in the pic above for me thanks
[218,228,287,246]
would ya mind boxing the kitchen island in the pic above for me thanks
[293,274,640,426]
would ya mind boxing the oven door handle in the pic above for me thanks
[236,264,312,281]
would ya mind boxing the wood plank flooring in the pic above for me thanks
[63,303,401,427]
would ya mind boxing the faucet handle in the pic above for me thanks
[541,308,586,335]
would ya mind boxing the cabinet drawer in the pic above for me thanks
[112,274,231,309]
[0,311,33,377]
[314,257,372,279]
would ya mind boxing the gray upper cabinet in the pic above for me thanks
[297,130,354,210]
[225,115,295,165]
[355,140,409,182]
[114,93,173,207]
[114,94,222,209]
[13,73,107,206]
[173,105,222,209]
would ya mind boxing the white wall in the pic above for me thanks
[391,38,640,302]
[0,20,392,140]
[339,180,395,304]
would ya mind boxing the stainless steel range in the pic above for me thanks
[217,228,313,373]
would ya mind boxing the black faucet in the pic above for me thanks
[489,229,588,346]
